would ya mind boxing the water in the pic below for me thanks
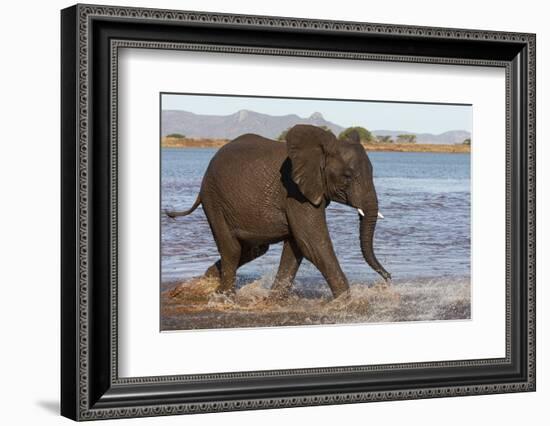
[161,148,470,285]
[160,148,470,329]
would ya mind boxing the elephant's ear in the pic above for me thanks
[286,125,337,206]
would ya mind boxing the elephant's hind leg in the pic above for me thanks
[217,244,241,295]
[204,261,222,280]
[202,210,242,295]
[271,239,303,300]
[204,244,269,288]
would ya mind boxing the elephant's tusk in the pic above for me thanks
[357,209,384,218]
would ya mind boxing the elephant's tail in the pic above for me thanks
[165,196,201,219]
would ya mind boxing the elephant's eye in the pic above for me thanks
[343,170,353,181]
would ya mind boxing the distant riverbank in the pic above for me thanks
[161,137,470,154]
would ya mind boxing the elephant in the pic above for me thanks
[166,124,390,299]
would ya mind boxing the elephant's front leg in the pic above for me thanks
[288,206,350,299]
[270,238,303,300]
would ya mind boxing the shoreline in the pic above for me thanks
[161,137,470,154]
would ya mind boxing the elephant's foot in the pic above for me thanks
[328,288,352,305]
[267,288,292,303]
[268,278,294,303]
[326,279,350,301]
[214,273,238,299]
[211,287,236,304]
[204,261,222,281]
[376,274,392,289]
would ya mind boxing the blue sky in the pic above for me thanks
[162,93,472,134]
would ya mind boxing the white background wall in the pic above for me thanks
[0,0,547,424]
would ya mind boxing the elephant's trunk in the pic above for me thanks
[359,192,391,283]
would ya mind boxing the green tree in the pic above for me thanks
[277,128,290,141]
[462,138,471,145]
[166,133,186,139]
[397,134,417,144]
[338,126,374,143]
[377,135,393,144]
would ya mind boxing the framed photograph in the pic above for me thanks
[61,4,536,421]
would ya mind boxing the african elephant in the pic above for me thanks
[166,124,390,299]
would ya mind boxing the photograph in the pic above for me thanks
[160,93,472,331]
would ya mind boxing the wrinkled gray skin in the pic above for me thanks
[166,124,391,299]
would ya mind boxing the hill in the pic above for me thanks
[372,129,471,145]
[162,109,344,140]
[161,109,471,144]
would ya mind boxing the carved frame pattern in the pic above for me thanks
[61,3,536,421]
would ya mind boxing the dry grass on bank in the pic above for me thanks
[361,142,470,153]
[161,137,470,153]
[162,137,228,148]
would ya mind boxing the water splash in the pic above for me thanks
[161,275,470,331]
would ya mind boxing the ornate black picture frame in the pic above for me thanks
[61,4,536,421]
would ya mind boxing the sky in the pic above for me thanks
[162,93,472,134]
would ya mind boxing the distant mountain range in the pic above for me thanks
[162,109,470,145]
[371,129,471,145]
